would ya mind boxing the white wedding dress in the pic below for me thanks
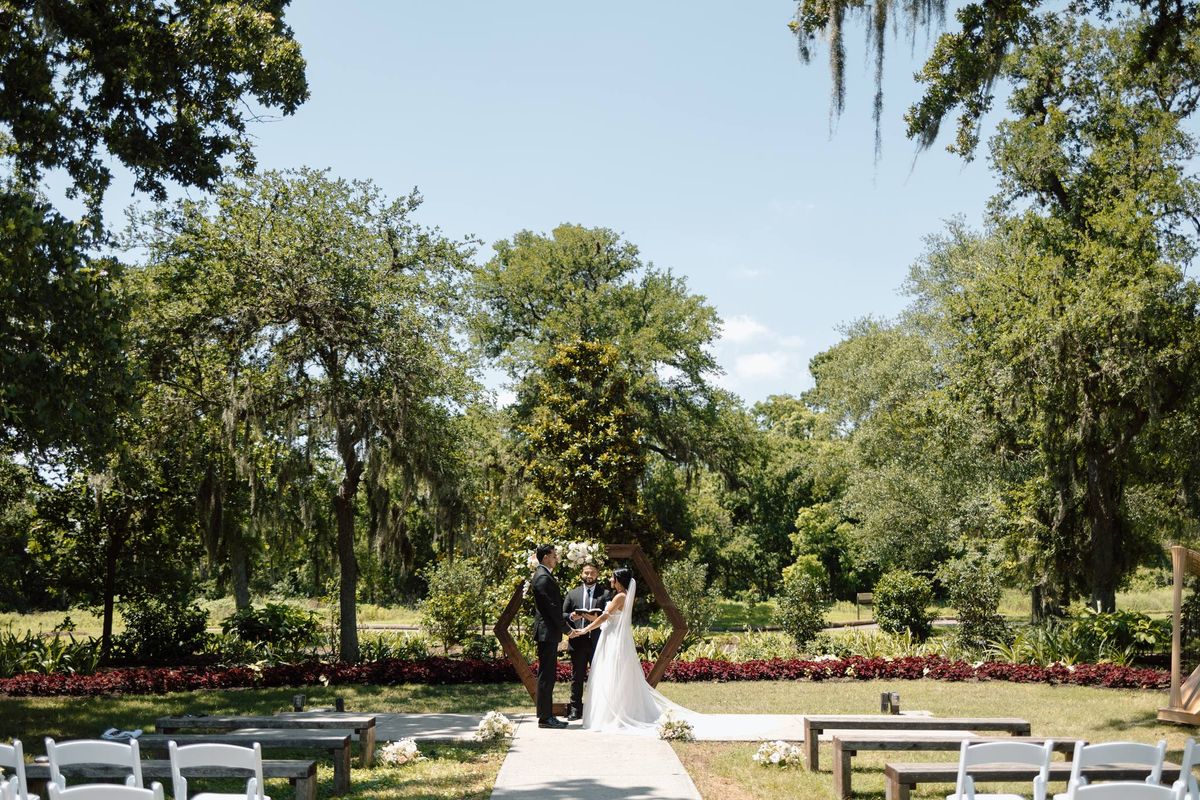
[581,578,697,734]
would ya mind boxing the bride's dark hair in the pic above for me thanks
[613,568,633,591]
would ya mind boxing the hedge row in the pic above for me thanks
[0,655,1169,697]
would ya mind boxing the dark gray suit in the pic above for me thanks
[562,581,611,714]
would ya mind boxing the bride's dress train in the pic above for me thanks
[581,578,697,735]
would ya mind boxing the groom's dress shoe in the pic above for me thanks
[538,717,568,729]
[566,707,581,722]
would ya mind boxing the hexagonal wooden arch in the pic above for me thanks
[492,543,689,714]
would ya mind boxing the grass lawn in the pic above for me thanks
[2,678,1193,799]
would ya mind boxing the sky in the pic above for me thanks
[95,2,1002,406]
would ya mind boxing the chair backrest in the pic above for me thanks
[0,740,32,800]
[46,782,164,800]
[954,739,1054,799]
[46,738,144,789]
[168,741,263,800]
[1067,781,1185,799]
[1176,737,1198,800]
[1068,740,1168,787]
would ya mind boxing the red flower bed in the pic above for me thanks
[0,654,1168,697]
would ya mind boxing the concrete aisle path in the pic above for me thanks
[489,715,702,800]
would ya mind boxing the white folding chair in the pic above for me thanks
[1067,782,1185,799]
[45,739,143,790]
[1051,740,1168,800]
[948,739,1055,800]
[2,777,16,800]
[168,741,269,800]
[46,785,163,800]
[1175,738,1199,800]
[0,740,39,800]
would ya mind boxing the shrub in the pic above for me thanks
[461,634,500,660]
[420,557,486,653]
[937,555,1009,653]
[633,625,670,659]
[773,561,830,647]
[220,602,321,654]
[659,556,720,649]
[358,632,431,662]
[0,624,103,677]
[874,570,934,640]
[113,596,209,663]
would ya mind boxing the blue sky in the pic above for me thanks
[101,2,1001,406]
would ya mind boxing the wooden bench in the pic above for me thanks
[884,760,1182,800]
[24,759,318,800]
[831,735,1081,799]
[802,715,1032,771]
[156,714,377,768]
[140,731,352,794]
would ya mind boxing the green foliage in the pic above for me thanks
[358,632,432,662]
[937,555,1009,653]
[0,193,130,459]
[791,0,1199,159]
[632,625,671,660]
[420,558,487,654]
[773,558,831,647]
[0,623,103,678]
[987,611,1170,667]
[113,597,208,663]
[659,556,720,649]
[0,0,307,460]
[873,570,934,640]
[220,603,321,654]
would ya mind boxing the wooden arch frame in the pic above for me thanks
[1160,545,1200,724]
[492,543,689,715]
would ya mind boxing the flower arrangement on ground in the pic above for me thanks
[656,710,695,741]
[752,740,803,767]
[378,737,424,766]
[474,710,516,741]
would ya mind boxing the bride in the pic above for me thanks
[570,567,696,734]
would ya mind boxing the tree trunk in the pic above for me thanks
[229,530,251,610]
[333,431,364,663]
[1085,450,1122,613]
[100,513,129,663]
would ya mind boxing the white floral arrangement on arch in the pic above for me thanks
[378,738,424,766]
[656,710,695,741]
[474,710,516,741]
[562,540,605,570]
[752,740,803,768]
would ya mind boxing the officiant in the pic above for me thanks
[563,562,610,721]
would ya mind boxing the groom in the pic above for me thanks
[531,543,573,729]
[563,562,609,721]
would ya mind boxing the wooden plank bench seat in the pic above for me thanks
[830,735,1082,799]
[802,715,1033,771]
[140,731,352,794]
[883,760,1182,800]
[156,714,377,768]
[24,759,318,800]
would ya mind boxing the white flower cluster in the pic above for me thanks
[752,740,803,768]
[378,738,423,766]
[563,541,604,568]
[656,711,695,741]
[474,710,516,741]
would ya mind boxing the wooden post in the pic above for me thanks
[1171,545,1184,711]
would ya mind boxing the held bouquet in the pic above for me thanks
[378,738,424,766]
[752,740,804,768]
[474,710,516,741]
